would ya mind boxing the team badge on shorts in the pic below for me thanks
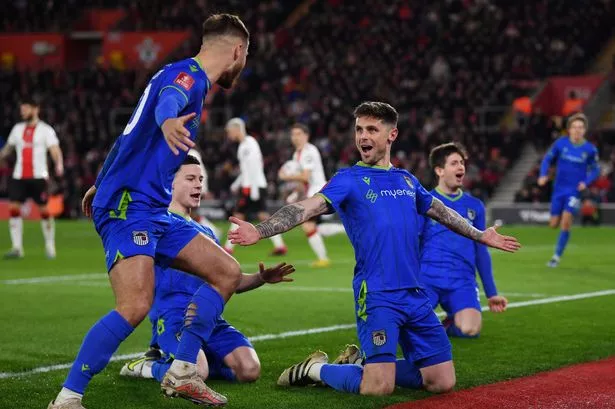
[132,231,149,246]
[372,330,387,346]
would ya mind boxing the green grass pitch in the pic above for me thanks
[0,221,614,408]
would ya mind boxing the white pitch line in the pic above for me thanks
[0,289,613,380]
[0,277,555,299]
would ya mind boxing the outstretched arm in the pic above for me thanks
[236,262,295,294]
[425,198,520,252]
[228,195,330,245]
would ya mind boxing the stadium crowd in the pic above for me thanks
[1,0,614,218]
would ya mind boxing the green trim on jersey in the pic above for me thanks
[191,57,211,90]
[357,280,368,322]
[435,187,464,202]
[356,161,393,170]
[315,192,331,204]
[159,85,189,103]
[168,209,191,221]
[109,189,133,220]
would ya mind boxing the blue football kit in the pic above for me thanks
[92,57,211,271]
[318,162,451,368]
[539,136,600,217]
[148,214,252,381]
[419,188,496,320]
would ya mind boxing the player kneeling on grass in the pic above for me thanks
[420,142,507,338]
[120,155,294,384]
[229,102,521,396]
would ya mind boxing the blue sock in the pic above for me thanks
[446,324,479,338]
[174,284,224,364]
[152,360,172,383]
[320,364,363,394]
[555,230,570,257]
[208,362,236,382]
[63,310,134,394]
[395,359,423,389]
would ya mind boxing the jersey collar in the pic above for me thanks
[356,161,393,171]
[191,57,211,91]
[168,209,191,221]
[435,186,464,202]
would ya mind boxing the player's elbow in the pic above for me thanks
[235,360,261,383]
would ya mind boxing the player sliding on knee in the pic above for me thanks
[49,14,251,409]
[419,142,507,338]
[229,101,521,396]
[278,123,345,268]
[538,113,600,268]
[120,155,294,384]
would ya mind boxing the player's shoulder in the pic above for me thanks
[462,190,485,208]
[10,121,26,131]
[37,121,55,132]
[392,167,421,183]
[159,58,208,89]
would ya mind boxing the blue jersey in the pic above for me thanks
[149,215,218,322]
[539,136,600,196]
[93,58,211,210]
[318,162,434,293]
[419,189,497,297]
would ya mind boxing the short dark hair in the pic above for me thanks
[290,123,310,135]
[202,14,249,43]
[429,142,468,171]
[353,101,398,126]
[20,95,41,107]
[567,112,588,129]
[183,154,201,167]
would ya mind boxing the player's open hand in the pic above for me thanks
[258,262,295,284]
[161,113,197,155]
[537,176,549,187]
[488,295,508,313]
[82,185,97,218]
[480,225,521,253]
[228,216,260,246]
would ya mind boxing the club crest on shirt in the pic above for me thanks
[372,330,386,346]
[133,231,149,246]
[403,175,414,188]
[174,72,195,91]
[467,209,476,221]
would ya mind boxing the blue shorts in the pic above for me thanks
[355,287,452,368]
[550,193,580,216]
[93,207,200,271]
[150,313,253,363]
[422,279,481,316]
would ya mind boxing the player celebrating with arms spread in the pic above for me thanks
[538,113,600,268]
[420,142,507,338]
[229,102,520,396]
[49,14,250,409]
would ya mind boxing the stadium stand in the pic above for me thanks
[1,0,614,218]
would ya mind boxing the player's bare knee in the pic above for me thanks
[423,373,455,394]
[459,322,481,336]
[234,360,261,383]
[360,378,395,396]
[115,301,149,327]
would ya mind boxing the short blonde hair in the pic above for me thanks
[567,112,588,129]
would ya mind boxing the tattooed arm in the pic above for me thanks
[425,198,483,242]
[256,195,330,238]
[228,195,330,245]
[425,198,521,252]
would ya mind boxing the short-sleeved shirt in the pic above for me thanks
[317,162,434,294]
[7,121,59,179]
